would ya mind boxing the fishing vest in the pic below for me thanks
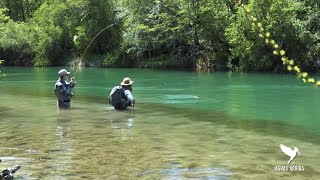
[54,80,73,102]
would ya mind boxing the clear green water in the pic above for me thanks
[0,67,320,179]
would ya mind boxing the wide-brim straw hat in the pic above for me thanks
[120,77,134,86]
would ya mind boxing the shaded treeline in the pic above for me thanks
[0,0,319,72]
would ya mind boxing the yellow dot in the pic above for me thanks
[287,66,292,71]
[251,23,256,27]
[253,18,257,22]
[281,57,287,62]
[274,44,279,49]
[302,78,306,83]
[265,39,269,44]
[273,51,278,55]
[257,23,262,27]
[316,81,320,86]
[260,27,264,32]
[302,72,308,78]
[289,60,294,65]
[259,34,264,38]
[280,50,285,56]
[308,78,315,83]
[270,40,275,45]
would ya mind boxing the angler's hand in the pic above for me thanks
[70,77,75,86]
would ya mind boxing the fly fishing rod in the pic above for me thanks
[73,23,115,78]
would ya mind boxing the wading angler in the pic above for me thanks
[54,69,76,109]
[108,77,135,110]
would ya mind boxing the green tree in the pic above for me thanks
[226,0,319,72]
[31,1,70,66]
[73,0,121,65]
[1,0,120,66]
[0,8,10,31]
[0,0,45,21]
[0,20,36,65]
[120,0,230,69]
[1,8,36,66]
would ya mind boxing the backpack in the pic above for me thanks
[110,88,127,109]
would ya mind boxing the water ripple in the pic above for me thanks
[140,167,232,179]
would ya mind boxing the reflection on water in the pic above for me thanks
[54,111,75,179]
[141,167,231,180]
[110,109,135,141]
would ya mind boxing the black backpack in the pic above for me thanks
[111,88,127,108]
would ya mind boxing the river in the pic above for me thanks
[0,67,319,179]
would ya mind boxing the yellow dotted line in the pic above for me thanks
[242,5,320,86]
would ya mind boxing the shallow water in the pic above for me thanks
[0,67,320,179]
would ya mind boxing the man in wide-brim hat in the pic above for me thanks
[108,77,135,110]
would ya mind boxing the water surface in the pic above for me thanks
[0,67,319,179]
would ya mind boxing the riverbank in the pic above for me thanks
[0,53,237,72]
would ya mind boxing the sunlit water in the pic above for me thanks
[0,67,320,179]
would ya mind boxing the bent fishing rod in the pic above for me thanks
[73,23,115,78]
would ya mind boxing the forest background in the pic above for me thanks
[0,0,319,72]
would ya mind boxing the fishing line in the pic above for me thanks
[73,23,115,78]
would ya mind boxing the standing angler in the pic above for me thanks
[54,69,76,109]
[108,77,135,110]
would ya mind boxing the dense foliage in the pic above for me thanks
[0,0,319,72]
[226,0,320,72]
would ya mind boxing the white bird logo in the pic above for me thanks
[279,144,300,164]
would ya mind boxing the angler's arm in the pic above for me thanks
[124,90,135,104]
